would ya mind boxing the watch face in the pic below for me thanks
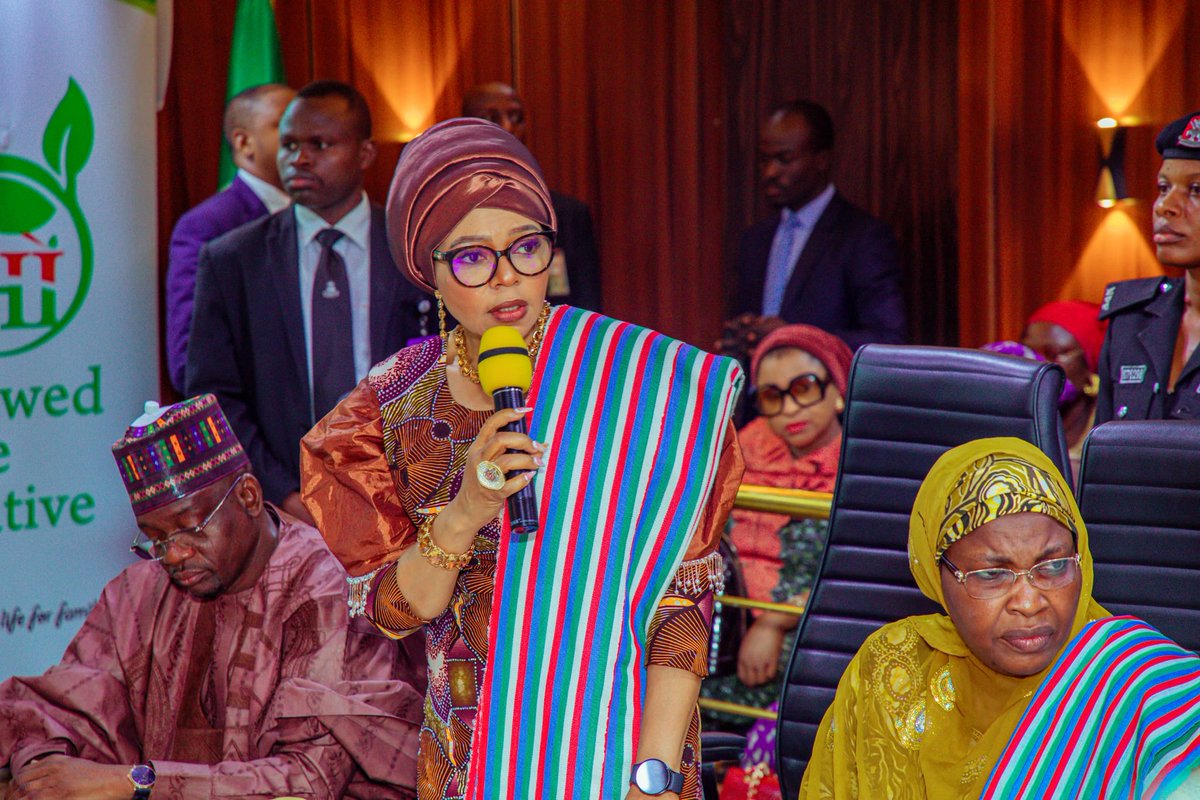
[633,759,670,794]
[130,764,156,788]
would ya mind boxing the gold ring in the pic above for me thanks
[476,460,506,491]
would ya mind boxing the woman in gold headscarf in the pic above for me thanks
[798,437,1109,799]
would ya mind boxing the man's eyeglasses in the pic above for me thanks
[752,372,831,417]
[129,474,247,561]
[432,230,556,288]
[940,552,1081,600]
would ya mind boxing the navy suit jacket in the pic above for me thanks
[733,192,907,349]
[186,204,430,503]
[165,175,271,392]
[548,189,602,313]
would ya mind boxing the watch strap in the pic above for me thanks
[666,766,683,795]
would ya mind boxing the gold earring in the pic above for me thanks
[836,398,845,413]
[435,290,448,364]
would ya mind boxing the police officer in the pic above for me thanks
[1096,109,1200,423]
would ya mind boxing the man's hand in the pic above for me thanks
[10,755,131,800]
[714,312,786,363]
[737,617,786,687]
[279,491,317,526]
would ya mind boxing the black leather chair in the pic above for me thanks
[1076,420,1200,653]
[774,344,1071,797]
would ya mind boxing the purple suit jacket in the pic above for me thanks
[165,176,270,392]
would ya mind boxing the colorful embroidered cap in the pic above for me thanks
[112,394,250,516]
[1156,110,1200,160]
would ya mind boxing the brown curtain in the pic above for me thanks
[515,1,727,345]
[957,0,1200,346]
[722,0,961,346]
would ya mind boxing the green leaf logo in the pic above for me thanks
[0,176,55,234]
[41,79,95,189]
[0,79,95,357]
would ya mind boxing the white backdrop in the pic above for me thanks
[0,0,160,677]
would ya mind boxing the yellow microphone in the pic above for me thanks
[477,326,537,534]
[478,325,532,395]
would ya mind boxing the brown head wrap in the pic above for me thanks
[386,117,556,292]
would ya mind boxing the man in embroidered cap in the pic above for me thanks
[0,394,422,799]
[1096,109,1200,423]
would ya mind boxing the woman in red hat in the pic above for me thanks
[1021,300,1106,477]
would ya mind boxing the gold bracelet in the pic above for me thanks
[417,512,474,570]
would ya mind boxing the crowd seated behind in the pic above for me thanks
[0,394,421,800]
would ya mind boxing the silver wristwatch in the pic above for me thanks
[630,758,684,795]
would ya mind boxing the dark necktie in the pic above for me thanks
[311,228,355,420]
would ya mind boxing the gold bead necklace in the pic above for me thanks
[452,302,552,385]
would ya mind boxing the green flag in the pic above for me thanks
[217,0,284,187]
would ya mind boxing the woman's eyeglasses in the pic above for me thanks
[432,230,557,288]
[752,372,831,417]
[129,474,247,561]
[940,552,1081,600]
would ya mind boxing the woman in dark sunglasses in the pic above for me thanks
[702,324,852,786]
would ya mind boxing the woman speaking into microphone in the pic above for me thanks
[300,118,744,800]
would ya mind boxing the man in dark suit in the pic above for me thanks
[462,82,603,313]
[165,83,296,393]
[732,100,907,349]
[187,81,431,522]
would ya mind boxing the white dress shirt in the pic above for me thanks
[294,193,372,403]
[237,168,292,214]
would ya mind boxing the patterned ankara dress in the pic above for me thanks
[301,332,744,800]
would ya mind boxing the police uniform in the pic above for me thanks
[1095,276,1200,422]
[1094,108,1200,424]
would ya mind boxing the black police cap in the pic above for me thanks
[1156,110,1200,160]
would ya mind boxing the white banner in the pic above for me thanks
[0,0,160,677]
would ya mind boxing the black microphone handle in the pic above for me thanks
[492,386,539,535]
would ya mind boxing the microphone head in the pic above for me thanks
[478,325,532,395]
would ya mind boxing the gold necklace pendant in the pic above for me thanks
[452,302,552,386]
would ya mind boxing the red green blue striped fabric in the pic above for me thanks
[463,306,742,800]
[981,616,1200,799]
